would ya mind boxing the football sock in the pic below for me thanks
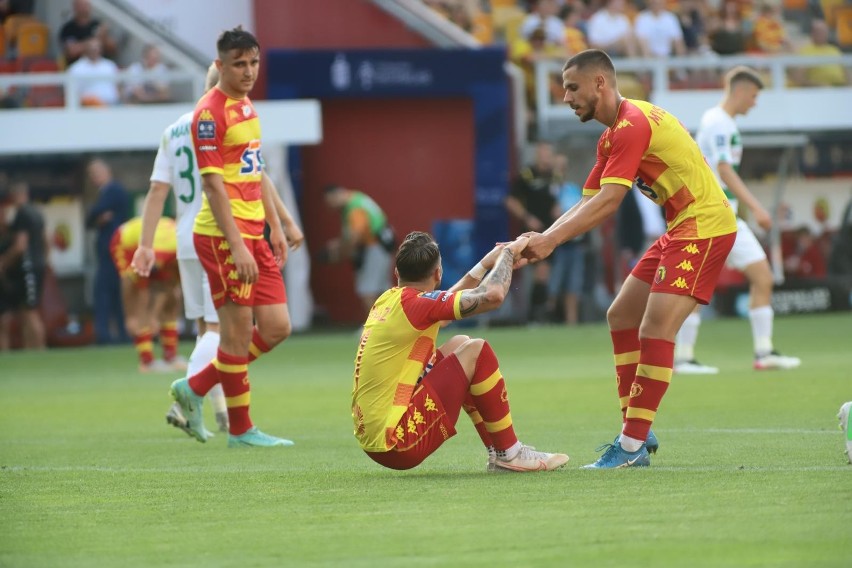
[216,350,252,436]
[496,440,522,461]
[462,393,494,449]
[675,313,701,362]
[187,356,221,398]
[611,328,640,420]
[749,305,774,357]
[619,434,644,453]
[247,327,271,363]
[187,331,219,378]
[623,337,674,443]
[160,321,179,362]
[469,342,517,451]
[134,327,154,366]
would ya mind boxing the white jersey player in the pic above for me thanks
[675,66,800,373]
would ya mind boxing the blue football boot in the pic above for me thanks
[582,442,650,469]
[614,429,659,454]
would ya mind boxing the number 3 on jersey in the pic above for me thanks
[240,140,263,175]
[175,145,196,204]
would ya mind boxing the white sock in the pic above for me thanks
[497,440,523,461]
[749,305,774,357]
[187,331,220,377]
[675,313,701,362]
[619,434,644,453]
[208,383,227,414]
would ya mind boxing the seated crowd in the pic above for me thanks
[0,0,172,108]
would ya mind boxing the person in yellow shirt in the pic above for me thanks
[752,2,792,54]
[110,216,184,373]
[560,4,588,55]
[511,27,565,119]
[794,19,850,87]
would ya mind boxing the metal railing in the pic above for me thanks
[0,69,205,109]
[534,53,852,136]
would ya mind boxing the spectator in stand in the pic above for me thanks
[752,1,792,54]
[510,26,565,122]
[68,38,120,106]
[59,0,117,65]
[708,0,748,55]
[123,44,171,104]
[0,179,47,350]
[521,0,566,46]
[784,226,827,279]
[678,0,711,55]
[85,158,131,345]
[586,0,639,57]
[560,3,589,55]
[635,0,687,58]
[0,0,34,24]
[505,141,557,323]
[793,19,850,87]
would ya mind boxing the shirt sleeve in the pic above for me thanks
[149,128,173,183]
[400,289,464,330]
[582,147,606,197]
[192,104,225,176]
[599,116,651,188]
[707,122,733,166]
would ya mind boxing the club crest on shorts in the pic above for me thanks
[655,266,666,284]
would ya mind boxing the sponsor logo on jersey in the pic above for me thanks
[420,290,442,300]
[239,140,263,175]
[197,109,215,140]
[613,119,633,131]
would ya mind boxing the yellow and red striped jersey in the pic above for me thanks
[583,98,737,240]
[191,87,265,240]
[111,216,176,277]
[352,286,463,452]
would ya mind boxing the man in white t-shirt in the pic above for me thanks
[675,66,801,373]
[586,0,638,57]
[131,64,305,434]
[67,37,119,106]
[520,0,565,46]
[634,0,686,58]
[123,44,171,104]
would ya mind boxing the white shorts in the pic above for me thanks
[726,218,768,271]
[177,257,218,323]
[356,243,392,298]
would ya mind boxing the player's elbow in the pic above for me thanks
[483,286,506,308]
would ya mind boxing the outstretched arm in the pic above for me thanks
[456,237,528,319]
[131,181,170,277]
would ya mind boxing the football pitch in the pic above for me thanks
[2,313,850,567]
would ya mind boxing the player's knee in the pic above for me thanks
[454,338,484,376]
[606,303,626,328]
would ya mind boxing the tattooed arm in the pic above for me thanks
[457,236,529,319]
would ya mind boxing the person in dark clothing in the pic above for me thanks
[59,0,117,65]
[85,158,130,344]
[0,180,47,349]
[506,141,557,322]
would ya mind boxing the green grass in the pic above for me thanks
[1,313,850,567]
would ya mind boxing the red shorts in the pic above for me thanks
[366,353,468,470]
[109,232,176,289]
[631,231,737,305]
[193,233,287,309]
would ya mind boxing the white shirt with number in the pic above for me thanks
[695,105,742,214]
[150,111,202,260]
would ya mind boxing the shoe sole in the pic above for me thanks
[165,412,194,438]
[169,384,207,443]
[494,455,570,473]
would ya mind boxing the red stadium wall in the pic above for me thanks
[302,98,475,323]
[253,0,479,324]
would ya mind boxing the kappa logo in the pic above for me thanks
[199,109,214,121]
[671,277,689,289]
[630,383,643,398]
[655,266,666,284]
[613,119,633,131]
[681,243,700,255]
[676,260,695,272]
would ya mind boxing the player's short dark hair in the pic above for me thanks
[216,26,260,58]
[396,231,441,282]
[725,66,764,90]
[562,49,615,75]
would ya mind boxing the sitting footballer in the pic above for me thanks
[351,231,569,472]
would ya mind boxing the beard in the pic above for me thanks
[577,96,597,123]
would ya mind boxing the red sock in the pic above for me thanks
[611,328,640,420]
[247,327,271,363]
[187,360,219,397]
[216,350,252,435]
[134,328,154,366]
[160,321,179,362]
[623,337,674,442]
[469,342,517,451]
[463,393,494,449]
